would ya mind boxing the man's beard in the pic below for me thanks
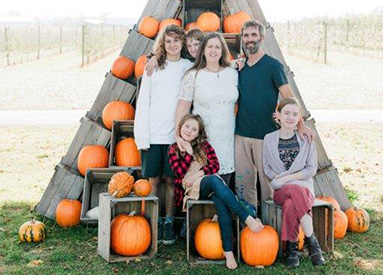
[244,40,262,55]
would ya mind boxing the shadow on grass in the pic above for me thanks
[0,201,382,274]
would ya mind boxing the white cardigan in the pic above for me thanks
[134,59,192,150]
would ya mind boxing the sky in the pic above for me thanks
[1,0,382,22]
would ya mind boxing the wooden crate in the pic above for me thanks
[81,167,142,224]
[120,29,155,62]
[183,0,223,28]
[186,199,240,264]
[98,193,158,262]
[61,116,111,174]
[261,199,334,258]
[109,120,140,168]
[222,33,242,57]
[86,73,137,124]
[35,163,84,219]
[135,0,182,28]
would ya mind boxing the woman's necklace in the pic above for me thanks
[205,65,221,78]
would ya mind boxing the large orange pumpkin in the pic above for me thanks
[102,101,135,130]
[197,12,220,32]
[55,199,82,227]
[111,56,135,80]
[345,207,370,233]
[194,215,225,260]
[334,210,348,239]
[138,16,159,38]
[241,225,279,266]
[111,212,151,256]
[134,179,152,197]
[223,11,251,33]
[18,219,46,243]
[185,22,198,31]
[77,145,109,176]
[108,171,135,198]
[134,55,148,78]
[316,196,341,211]
[159,18,182,32]
[115,137,141,166]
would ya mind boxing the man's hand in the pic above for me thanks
[298,124,316,144]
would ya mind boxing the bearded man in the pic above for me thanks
[235,20,315,210]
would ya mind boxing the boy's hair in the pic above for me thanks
[176,114,208,164]
[186,29,206,42]
[153,25,185,69]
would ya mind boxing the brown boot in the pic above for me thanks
[304,234,325,266]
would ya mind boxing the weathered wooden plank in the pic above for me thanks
[323,166,352,211]
[305,118,332,169]
[120,30,155,62]
[109,120,135,167]
[245,0,268,26]
[284,71,311,119]
[87,73,137,122]
[135,0,182,28]
[61,117,111,173]
[314,168,337,198]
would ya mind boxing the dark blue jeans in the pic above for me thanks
[199,175,249,252]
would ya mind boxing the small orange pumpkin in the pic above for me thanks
[102,101,135,130]
[108,171,135,198]
[115,137,141,166]
[241,225,279,266]
[316,196,341,211]
[77,145,109,176]
[18,219,46,243]
[134,55,148,78]
[345,207,370,233]
[185,22,198,31]
[334,210,348,239]
[197,12,220,32]
[111,212,151,256]
[55,199,82,227]
[223,11,251,33]
[111,56,135,80]
[134,179,152,197]
[194,215,225,260]
[138,16,159,38]
[159,18,182,32]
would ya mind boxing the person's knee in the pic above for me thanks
[284,198,294,210]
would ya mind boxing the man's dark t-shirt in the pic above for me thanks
[235,54,288,140]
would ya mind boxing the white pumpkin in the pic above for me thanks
[86,206,99,219]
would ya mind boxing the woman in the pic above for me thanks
[176,33,238,186]
[134,25,192,245]
[263,98,325,268]
[168,114,263,270]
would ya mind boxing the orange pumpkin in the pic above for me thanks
[77,145,109,176]
[223,11,251,33]
[138,16,159,38]
[18,219,46,243]
[111,212,151,256]
[108,171,135,198]
[197,12,220,32]
[241,225,279,266]
[111,56,135,80]
[282,226,304,251]
[159,18,182,32]
[55,199,82,227]
[115,137,141,166]
[334,210,348,239]
[185,22,198,31]
[134,179,152,197]
[316,196,341,211]
[134,55,148,78]
[194,215,225,260]
[345,207,370,233]
[102,101,135,130]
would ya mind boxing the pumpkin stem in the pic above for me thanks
[129,211,136,216]
[112,190,118,197]
[31,219,35,224]
[212,214,218,222]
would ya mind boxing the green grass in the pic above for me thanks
[1,202,383,274]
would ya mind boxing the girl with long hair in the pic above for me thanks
[168,114,263,270]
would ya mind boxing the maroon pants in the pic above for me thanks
[274,184,314,242]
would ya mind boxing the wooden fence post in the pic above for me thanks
[323,21,328,64]
[59,26,63,54]
[346,18,350,43]
[82,25,85,67]
[37,25,41,60]
[4,26,10,66]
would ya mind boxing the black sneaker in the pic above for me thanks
[157,220,163,245]
[163,221,176,245]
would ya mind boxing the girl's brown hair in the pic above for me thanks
[188,32,231,73]
[277,97,301,113]
[176,114,208,164]
[153,25,186,69]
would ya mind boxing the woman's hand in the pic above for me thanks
[145,56,158,77]
[236,58,245,71]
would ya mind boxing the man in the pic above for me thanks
[235,20,315,210]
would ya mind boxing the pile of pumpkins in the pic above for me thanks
[110,11,252,81]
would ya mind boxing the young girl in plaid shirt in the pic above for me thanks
[168,114,263,270]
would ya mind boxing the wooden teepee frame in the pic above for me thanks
[35,0,351,220]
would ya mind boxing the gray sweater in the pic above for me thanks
[263,130,317,196]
